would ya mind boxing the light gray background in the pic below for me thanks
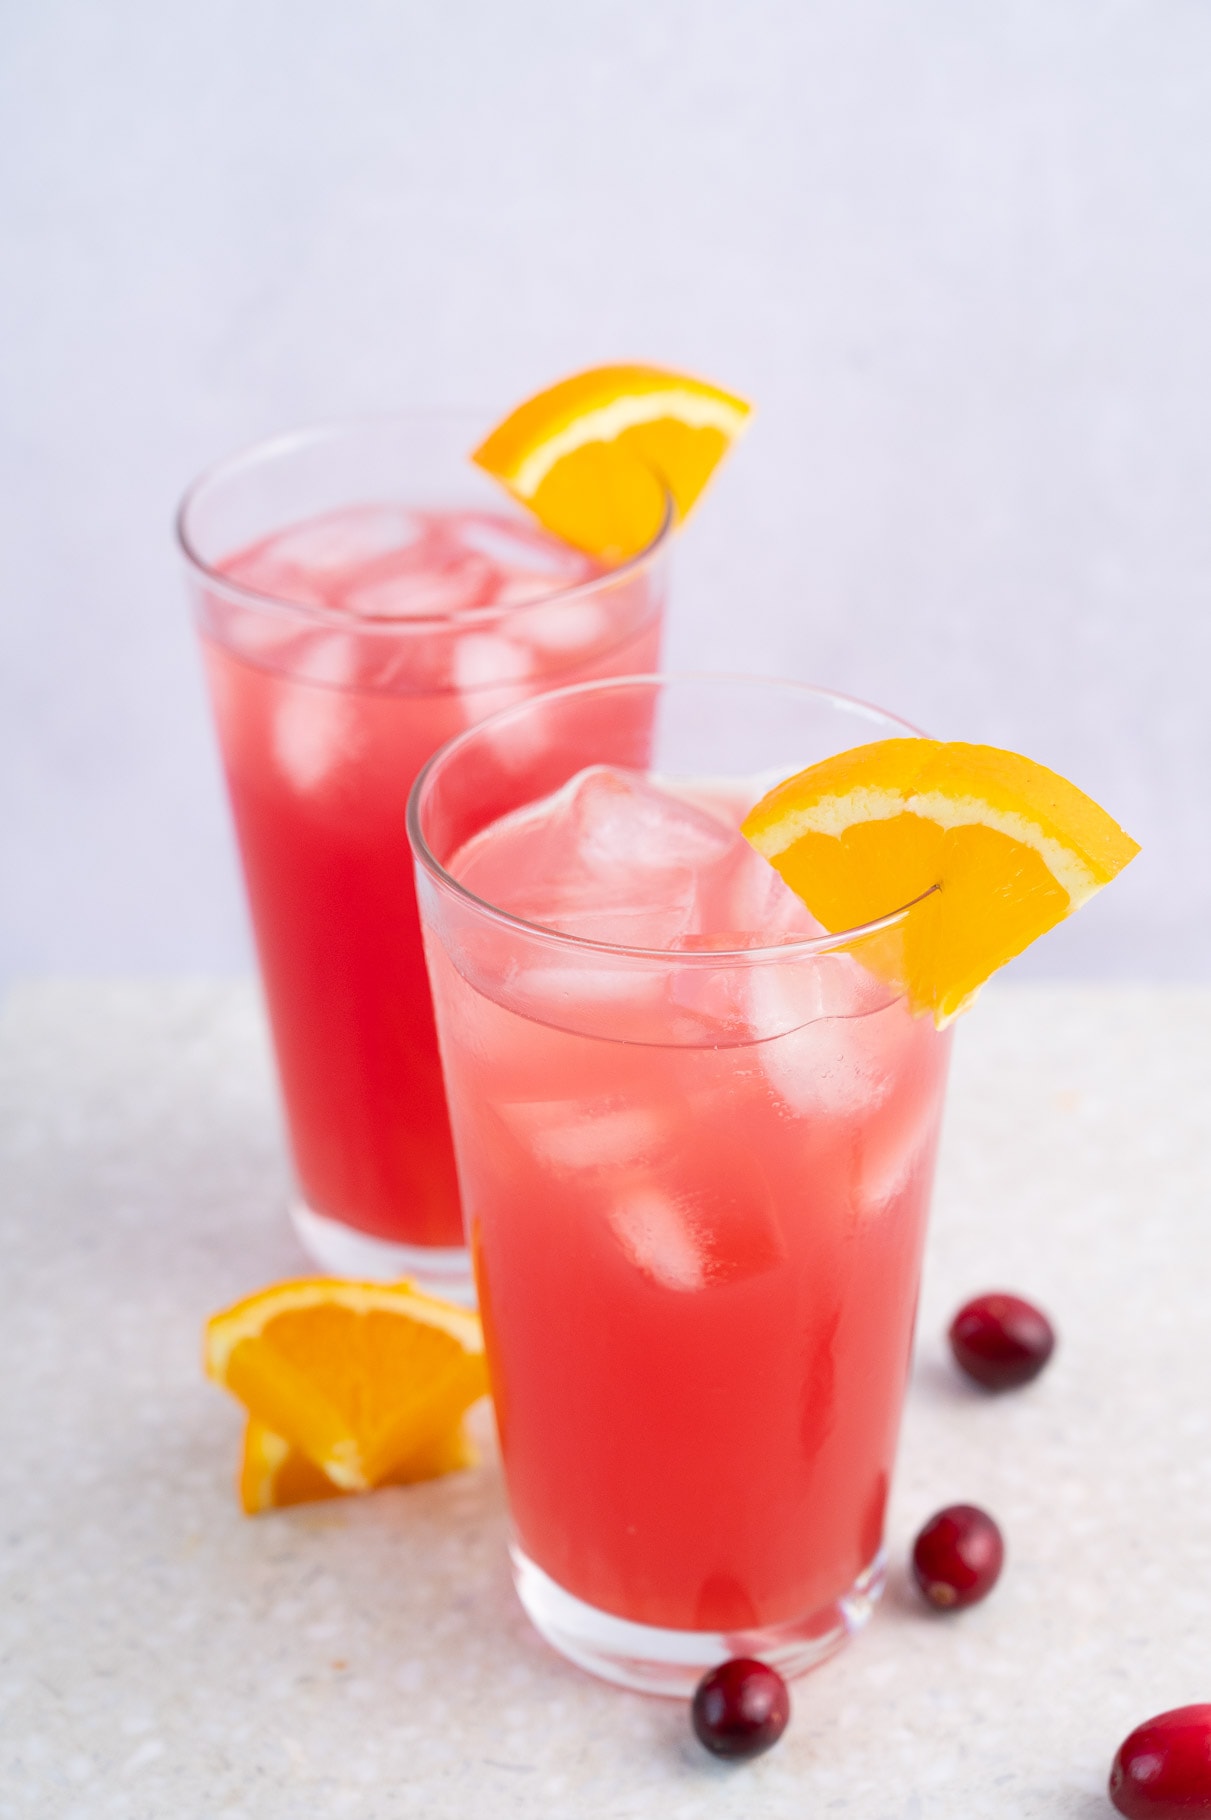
[4,0,1210,981]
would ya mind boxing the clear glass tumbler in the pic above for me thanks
[178,417,670,1299]
[409,674,953,1691]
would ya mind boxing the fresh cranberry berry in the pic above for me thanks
[691,1658,790,1760]
[1110,1704,1211,1817]
[911,1504,1004,1610]
[949,1291,1056,1390]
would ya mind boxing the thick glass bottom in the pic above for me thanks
[290,1200,474,1304]
[510,1543,887,1697]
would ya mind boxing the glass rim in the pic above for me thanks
[174,409,676,635]
[407,670,936,967]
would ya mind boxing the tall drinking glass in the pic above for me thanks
[409,675,953,1691]
[178,417,670,1299]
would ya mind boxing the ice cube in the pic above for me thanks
[491,572,566,608]
[274,694,362,793]
[342,553,495,620]
[763,1018,886,1119]
[851,1015,943,1216]
[661,843,817,1040]
[222,508,426,607]
[454,633,540,746]
[751,977,905,1119]
[507,597,610,655]
[608,1188,709,1292]
[202,601,306,674]
[855,1101,933,1217]
[457,512,597,585]
[425,943,568,1097]
[665,941,777,1040]
[503,956,671,1042]
[494,1099,663,1171]
[453,632,534,692]
[290,631,361,687]
[453,766,740,949]
[234,568,333,611]
[694,844,818,945]
[272,643,363,793]
[255,505,423,575]
[609,1170,786,1290]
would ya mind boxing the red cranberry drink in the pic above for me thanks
[410,676,952,1690]
[179,419,669,1297]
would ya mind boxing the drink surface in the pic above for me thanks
[430,767,951,1630]
[224,504,602,620]
[201,507,663,1248]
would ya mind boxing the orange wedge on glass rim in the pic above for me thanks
[237,1414,478,1515]
[204,1279,488,1501]
[472,363,752,562]
[742,738,1139,1026]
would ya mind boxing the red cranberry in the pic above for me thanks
[912,1504,1004,1609]
[949,1291,1056,1390]
[1110,1705,1211,1817]
[691,1658,790,1759]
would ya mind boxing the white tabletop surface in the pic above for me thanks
[2,981,1209,1819]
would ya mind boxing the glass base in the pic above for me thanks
[290,1200,474,1304]
[510,1543,887,1697]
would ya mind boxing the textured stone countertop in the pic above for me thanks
[2,981,1209,1819]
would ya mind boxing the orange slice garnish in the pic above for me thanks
[238,1415,478,1515]
[204,1279,487,1495]
[472,363,751,561]
[742,739,1139,1025]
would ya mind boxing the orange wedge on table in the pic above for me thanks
[743,739,1139,1025]
[204,1279,488,1513]
[238,1415,478,1516]
[472,364,751,562]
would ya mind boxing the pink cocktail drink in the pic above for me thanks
[179,420,668,1295]
[411,677,952,1691]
